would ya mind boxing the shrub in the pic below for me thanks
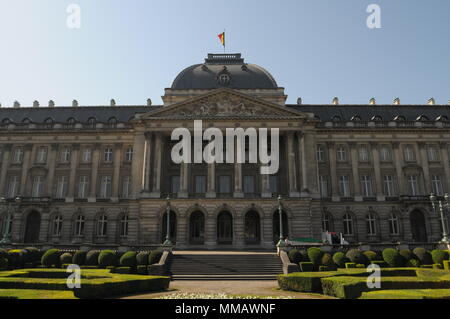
[419,265,433,269]
[433,264,443,270]
[98,250,117,268]
[370,260,387,268]
[346,249,367,265]
[136,252,149,266]
[277,273,335,293]
[307,247,323,268]
[0,257,8,269]
[72,250,87,266]
[443,260,450,271]
[23,247,40,264]
[8,250,25,269]
[60,253,73,265]
[288,249,303,264]
[363,250,379,262]
[382,248,404,267]
[399,249,413,262]
[0,248,8,259]
[120,251,137,267]
[114,267,131,274]
[332,252,348,268]
[345,263,356,269]
[356,264,365,268]
[413,248,433,265]
[299,262,314,272]
[321,253,335,268]
[86,251,100,266]
[406,259,421,268]
[431,250,449,266]
[137,265,148,275]
[41,249,61,267]
[148,251,163,265]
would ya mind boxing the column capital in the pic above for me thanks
[392,142,400,149]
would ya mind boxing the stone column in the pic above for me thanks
[130,132,146,199]
[205,211,217,249]
[206,163,216,198]
[371,142,385,201]
[392,142,405,195]
[66,144,80,202]
[287,132,300,197]
[0,145,12,195]
[150,133,162,198]
[302,132,319,197]
[143,132,152,193]
[88,144,100,202]
[19,144,33,196]
[349,143,362,201]
[439,143,450,192]
[260,164,271,198]
[178,162,189,198]
[327,142,340,201]
[46,144,58,197]
[111,143,122,202]
[233,141,243,198]
[418,142,432,194]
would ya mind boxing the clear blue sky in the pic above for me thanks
[0,0,449,106]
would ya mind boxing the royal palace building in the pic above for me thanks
[0,53,449,249]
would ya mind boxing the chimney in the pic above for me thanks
[369,98,376,105]
[13,101,20,108]
[48,100,55,107]
[72,100,78,107]
[33,100,39,108]
[332,97,339,105]
[297,98,302,105]
[393,98,400,105]
[427,98,435,105]
[147,98,152,106]
[110,99,116,106]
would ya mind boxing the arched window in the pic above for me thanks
[120,214,129,237]
[332,115,341,122]
[74,215,85,236]
[322,211,333,232]
[436,115,448,122]
[351,115,362,121]
[371,115,382,121]
[44,118,54,128]
[52,214,63,236]
[2,118,11,124]
[22,118,32,124]
[343,213,354,236]
[66,118,76,129]
[416,115,429,121]
[97,214,108,236]
[394,115,406,121]
[388,213,400,235]
[366,212,377,235]
[107,117,118,128]
[87,117,96,128]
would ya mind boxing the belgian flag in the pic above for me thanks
[218,32,225,47]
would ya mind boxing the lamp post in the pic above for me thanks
[430,193,449,243]
[163,195,173,246]
[276,195,286,247]
[0,197,12,245]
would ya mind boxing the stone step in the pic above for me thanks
[171,274,278,281]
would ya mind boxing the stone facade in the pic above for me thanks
[0,53,449,249]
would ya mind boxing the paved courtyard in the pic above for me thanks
[122,280,334,299]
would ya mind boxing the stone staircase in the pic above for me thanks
[169,252,283,280]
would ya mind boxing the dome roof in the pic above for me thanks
[171,54,278,90]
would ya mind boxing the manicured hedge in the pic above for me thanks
[98,250,117,268]
[346,249,367,265]
[307,247,323,268]
[60,253,73,265]
[431,250,449,266]
[299,262,314,272]
[288,249,303,264]
[363,250,379,262]
[321,253,335,268]
[332,252,348,268]
[41,249,61,267]
[136,252,149,266]
[72,251,87,266]
[0,257,8,269]
[149,251,163,265]
[120,251,137,268]
[413,248,433,265]
[444,260,450,271]
[382,248,404,267]
[86,251,100,266]
[399,249,413,262]
[137,265,148,275]
[277,272,335,293]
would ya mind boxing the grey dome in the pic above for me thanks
[171,54,278,90]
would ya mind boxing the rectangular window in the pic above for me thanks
[81,149,92,163]
[31,176,45,197]
[269,175,278,193]
[360,175,373,197]
[55,176,68,199]
[171,176,180,194]
[121,176,131,198]
[316,145,325,162]
[125,147,133,162]
[427,146,440,162]
[7,176,20,198]
[383,175,395,196]
[319,175,328,198]
[100,176,112,198]
[380,146,391,162]
[36,147,47,163]
[407,175,419,196]
[336,146,347,162]
[60,147,71,163]
[358,146,369,162]
[103,148,113,162]
[194,175,206,194]
[338,175,350,197]
[218,175,231,194]
[13,147,24,163]
[243,175,255,194]
[78,176,89,199]
[431,175,444,196]
[404,145,415,162]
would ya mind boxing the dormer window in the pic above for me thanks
[107,117,117,128]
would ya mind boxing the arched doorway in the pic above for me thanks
[161,210,177,243]
[24,210,41,243]
[244,210,260,244]
[273,210,288,244]
[217,211,233,245]
[189,211,205,245]
[410,210,428,242]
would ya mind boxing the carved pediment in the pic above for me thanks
[139,88,308,120]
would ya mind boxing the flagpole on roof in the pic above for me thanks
[224,29,226,53]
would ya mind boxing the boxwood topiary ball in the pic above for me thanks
[406,259,420,267]
[136,252,149,266]
[72,250,87,266]
[0,257,8,269]
[363,250,379,262]
[346,249,367,265]
[120,251,137,267]
[332,252,348,268]
[413,247,433,265]
[98,250,117,268]
[149,250,163,265]
[85,250,100,266]
[382,248,404,267]
[307,247,323,267]
[41,249,61,267]
[8,249,25,268]
[60,253,73,265]
[399,249,413,262]
[321,252,335,268]
[431,250,449,266]
[288,249,303,264]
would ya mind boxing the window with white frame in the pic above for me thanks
[336,146,347,162]
[360,175,373,197]
[316,145,325,162]
[366,213,377,235]
[13,147,23,163]
[125,147,133,162]
[74,215,85,236]
[60,147,71,163]
[81,148,92,163]
[78,176,89,199]
[36,147,47,163]
[7,176,20,198]
[103,148,113,163]
[380,146,391,162]
[343,213,354,235]
[120,214,129,237]
[55,176,68,199]
[383,175,395,196]
[322,212,332,232]
[403,145,415,162]
[31,176,45,198]
[431,175,444,196]
[319,175,328,198]
[338,175,350,197]
[99,176,112,198]
[1,213,13,236]
[427,146,440,162]
[358,146,370,162]
[407,175,420,196]
[121,176,131,198]
[388,213,400,235]
[97,214,108,236]
[52,214,63,236]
